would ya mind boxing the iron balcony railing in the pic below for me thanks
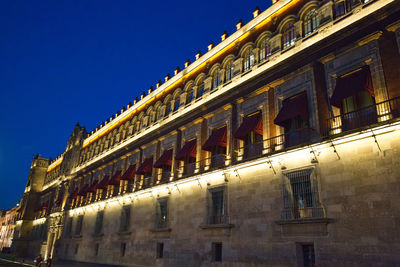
[326,96,400,136]
[157,171,172,184]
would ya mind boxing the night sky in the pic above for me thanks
[0,0,271,209]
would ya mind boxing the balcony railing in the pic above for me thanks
[326,96,400,136]
[157,171,172,184]
[65,96,400,211]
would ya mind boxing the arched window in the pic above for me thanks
[225,61,234,82]
[212,70,220,90]
[197,79,205,99]
[156,106,163,121]
[304,9,319,36]
[243,49,255,72]
[282,23,296,49]
[187,88,194,104]
[165,101,172,116]
[174,97,180,111]
[259,38,271,62]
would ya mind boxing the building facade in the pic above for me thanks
[0,207,18,253]
[12,0,400,266]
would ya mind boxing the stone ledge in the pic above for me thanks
[275,218,334,225]
[199,223,235,230]
[150,228,171,233]
[116,231,131,236]
[276,218,334,237]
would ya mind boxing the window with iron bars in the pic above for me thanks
[94,210,104,235]
[281,168,324,220]
[206,186,229,225]
[155,198,169,229]
[120,205,131,232]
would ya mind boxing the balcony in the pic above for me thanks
[208,154,227,170]
[326,96,400,136]
[157,171,172,184]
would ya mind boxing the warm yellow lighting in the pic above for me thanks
[47,157,63,173]
[80,0,300,149]
[33,217,46,226]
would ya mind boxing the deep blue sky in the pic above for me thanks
[0,0,271,209]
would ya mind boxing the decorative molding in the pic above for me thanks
[357,31,383,46]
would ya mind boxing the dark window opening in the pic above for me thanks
[297,243,315,267]
[156,242,164,259]
[210,189,226,224]
[121,243,126,257]
[212,242,222,262]
[156,199,168,229]
[94,243,99,256]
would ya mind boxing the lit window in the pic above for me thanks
[304,9,319,36]
[282,23,296,49]
[281,169,324,220]
[259,38,271,62]
[243,49,255,72]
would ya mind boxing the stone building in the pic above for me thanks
[12,0,400,266]
[0,207,18,253]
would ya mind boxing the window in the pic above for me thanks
[197,82,205,98]
[243,49,255,71]
[94,243,99,256]
[94,211,103,235]
[259,38,271,62]
[334,1,346,18]
[121,243,126,257]
[165,102,171,116]
[304,9,319,36]
[74,244,79,255]
[156,242,164,259]
[297,243,316,267]
[120,205,131,232]
[212,70,220,90]
[75,215,83,236]
[174,97,180,111]
[207,187,227,224]
[65,218,72,237]
[283,23,296,49]
[155,198,168,229]
[225,61,234,82]
[212,242,222,262]
[187,89,194,104]
[281,169,324,220]
[65,244,69,255]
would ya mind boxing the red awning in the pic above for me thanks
[108,170,122,186]
[330,66,374,107]
[98,175,110,189]
[136,157,153,175]
[234,112,262,140]
[274,92,309,127]
[121,165,136,181]
[175,139,197,160]
[78,184,89,196]
[69,188,78,199]
[154,150,173,168]
[202,126,227,152]
[87,181,98,193]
